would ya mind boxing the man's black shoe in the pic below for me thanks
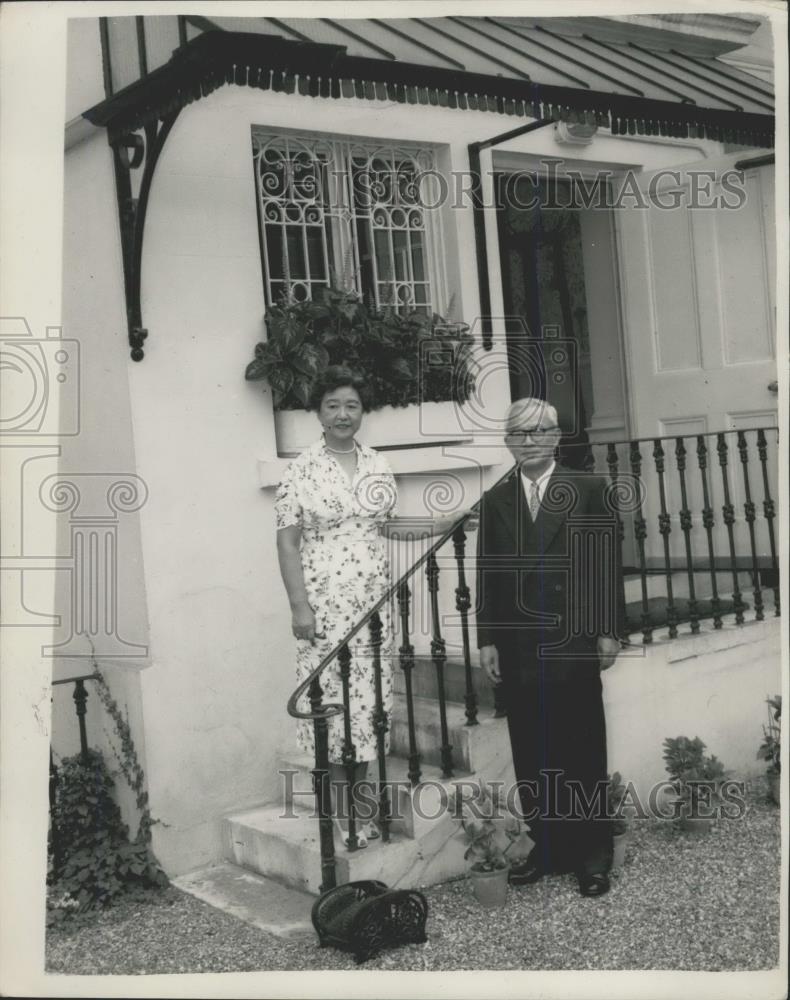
[577,872,610,898]
[508,853,545,886]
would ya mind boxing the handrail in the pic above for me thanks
[286,502,490,721]
[285,423,779,721]
[52,673,101,686]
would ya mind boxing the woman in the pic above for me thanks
[275,366,472,848]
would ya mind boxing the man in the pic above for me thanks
[476,397,624,898]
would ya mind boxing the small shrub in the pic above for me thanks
[662,736,728,819]
[48,748,167,918]
[757,695,781,775]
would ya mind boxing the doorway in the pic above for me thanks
[495,171,619,470]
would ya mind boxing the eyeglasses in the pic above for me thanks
[505,426,559,442]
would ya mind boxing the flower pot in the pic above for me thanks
[678,815,713,834]
[767,771,780,805]
[470,864,510,908]
[274,401,465,457]
[611,829,630,870]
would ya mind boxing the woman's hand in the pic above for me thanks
[597,636,621,670]
[453,508,479,532]
[292,602,317,643]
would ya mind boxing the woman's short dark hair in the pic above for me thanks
[307,366,374,412]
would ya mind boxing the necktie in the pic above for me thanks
[528,479,540,520]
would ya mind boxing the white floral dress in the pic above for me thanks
[275,438,397,764]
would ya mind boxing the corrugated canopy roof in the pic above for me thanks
[85,16,774,148]
[185,14,774,116]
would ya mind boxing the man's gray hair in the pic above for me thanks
[505,397,559,429]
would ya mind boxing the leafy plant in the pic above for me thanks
[757,695,781,775]
[607,771,629,837]
[662,736,728,819]
[450,780,528,873]
[48,664,168,921]
[93,668,159,845]
[48,748,167,918]
[245,287,476,411]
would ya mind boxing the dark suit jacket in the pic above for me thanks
[475,467,625,683]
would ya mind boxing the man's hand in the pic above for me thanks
[597,636,620,670]
[480,644,500,684]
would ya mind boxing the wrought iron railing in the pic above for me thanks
[48,673,100,879]
[286,424,779,891]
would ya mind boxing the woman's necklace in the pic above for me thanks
[324,440,356,454]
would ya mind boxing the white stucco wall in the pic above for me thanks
[54,126,150,833]
[605,617,781,798]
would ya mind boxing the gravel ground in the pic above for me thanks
[46,783,781,974]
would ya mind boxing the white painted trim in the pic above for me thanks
[64,115,102,152]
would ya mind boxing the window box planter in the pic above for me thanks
[274,400,467,456]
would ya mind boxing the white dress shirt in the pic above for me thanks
[520,461,556,519]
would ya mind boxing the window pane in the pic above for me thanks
[253,131,439,312]
[254,134,334,304]
[411,240,426,283]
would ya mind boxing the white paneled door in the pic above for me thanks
[617,152,777,439]
[615,152,778,569]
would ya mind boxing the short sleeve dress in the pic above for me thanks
[274,438,398,764]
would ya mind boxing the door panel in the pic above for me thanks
[616,153,778,572]
[617,152,777,438]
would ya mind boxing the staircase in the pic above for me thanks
[216,426,780,902]
[221,655,514,896]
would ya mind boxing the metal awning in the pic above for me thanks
[85,20,774,148]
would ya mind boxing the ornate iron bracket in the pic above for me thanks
[109,113,180,361]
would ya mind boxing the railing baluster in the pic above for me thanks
[338,644,360,851]
[452,524,478,727]
[653,439,678,638]
[716,433,746,625]
[605,443,628,634]
[716,432,744,625]
[309,677,336,893]
[696,436,723,628]
[737,431,765,621]
[426,552,453,778]
[757,429,780,615]
[629,441,653,643]
[675,437,700,633]
[369,611,391,843]
[73,679,90,762]
[396,582,422,787]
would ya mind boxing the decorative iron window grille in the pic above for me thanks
[252,129,446,314]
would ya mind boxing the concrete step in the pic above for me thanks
[277,746,475,840]
[173,861,318,939]
[222,801,470,896]
[390,693,511,773]
[391,654,496,708]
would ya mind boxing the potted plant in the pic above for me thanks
[245,287,476,455]
[450,780,528,908]
[662,736,728,834]
[607,771,630,869]
[757,695,781,805]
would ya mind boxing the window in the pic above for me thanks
[252,129,446,314]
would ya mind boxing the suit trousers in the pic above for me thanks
[500,662,613,877]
